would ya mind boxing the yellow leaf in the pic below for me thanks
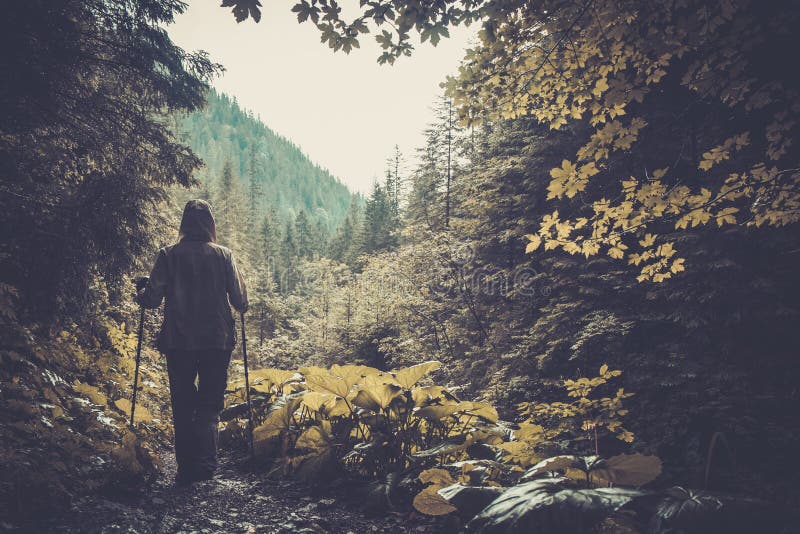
[295,421,334,451]
[581,241,600,258]
[515,421,545,443]
[592,453,662,487]
[73,381,107,406]
[525,234,542,253]
[593,77,609,97]
[419,468,455,486]
[638,233,656,247]
[391,361,442,389]
[599,364,609,375]
[413,487,457,516]
[300,391,335,413]
[715,207,739,226]
[579,161,600,179]
[351,383,404,411]
[114,398,152,423]
[412,385,457,407]
[305,373,351,397]
[608,246,626,259]
[253,397,302,451]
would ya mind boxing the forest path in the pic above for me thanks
[30,451,435,534]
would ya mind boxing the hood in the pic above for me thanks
[179,199,217,243]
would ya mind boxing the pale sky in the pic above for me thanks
[167,3,476,194]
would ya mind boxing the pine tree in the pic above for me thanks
[361,181,398,254]
[214,159,248,262]
[385,144,405,210]
[330,197,363,267]
[406,96,463,231]
[279,221,299,293]
[295,210,314,260]
[247,143,263,227]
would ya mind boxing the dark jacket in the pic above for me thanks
[138,200,248,352]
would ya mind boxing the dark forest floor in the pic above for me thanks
[14,451,441,534]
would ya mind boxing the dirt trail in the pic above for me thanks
[21,451,439,534]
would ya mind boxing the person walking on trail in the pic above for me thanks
[136,199,248,486]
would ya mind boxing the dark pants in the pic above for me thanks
[165,349,232,479]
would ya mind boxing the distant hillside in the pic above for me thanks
[176,89,354,229]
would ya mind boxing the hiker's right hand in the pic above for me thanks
[134,276,149,292]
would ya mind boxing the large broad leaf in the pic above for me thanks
[419,468,456,486]
[463,402,500,423]
[329,363,382,380]
[412,385,459,407]
[645,486,783,534]
[413,486,457,516]
[250,368,299,387]
[295,420,334,451]
[521,456,583,481]
[514,421,545,443]
[438,483,506,517]
[415,400,470,421]
[414,400,499,423]
[253,396,302,453]
[466,478,646,533]
[591,453,662,487]
[321,396,351,418]
[414,433,473,458]
[390,361,442,388]
[304,373,351,397]
[351,383,404,412]
[300,391,335,413]
[291,421,336,480]
[298,365,328,376]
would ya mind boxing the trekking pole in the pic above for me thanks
[130,276,149,429]
[240,311,255,457]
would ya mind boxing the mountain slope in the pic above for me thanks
[176,90,354,229]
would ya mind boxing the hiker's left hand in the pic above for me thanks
[134,288,145,303]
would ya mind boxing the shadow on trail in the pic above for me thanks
[25,451,434,534]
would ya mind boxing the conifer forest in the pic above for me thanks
[1,1,799,532]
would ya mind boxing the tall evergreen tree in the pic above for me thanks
[214,159,248,261]
[406,96,464,231]
[331,197,363,267]
[294,210,314,260]
[361,181,398,254]
[385,144,405,210]
[0,0,217,320]
[279,221,299,293]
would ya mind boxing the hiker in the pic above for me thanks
[136,199,248,486]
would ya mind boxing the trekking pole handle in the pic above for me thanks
[134,276,149,292]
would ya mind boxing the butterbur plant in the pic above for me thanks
[519,364,634,454]
[223,361,509,482]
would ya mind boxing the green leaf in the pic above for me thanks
[521,456,582,481]
[391,360,441,388]
[438,483,505,517]
[414,434,473,458]
[648,487,783,533]
[351,383,404,411]
[591,453,662,487]
[466,478,646,533]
